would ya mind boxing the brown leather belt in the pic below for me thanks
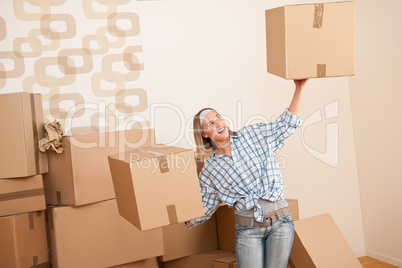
[235,206,291,227]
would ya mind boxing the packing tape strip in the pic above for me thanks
[137,148,163,157]
[317,64,327,77]
[56,191,62,206]
[31,261,50,268]
[313,3,324,28]
[137,148,170,173]
[0,188,44,202]
[159,155,169,173]
[48,208,54,231]
[28,212,35,230]
[166,204,178,224]
[32,256,38,266]
[30,94,40,174]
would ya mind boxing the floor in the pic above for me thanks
[358,256,399,268]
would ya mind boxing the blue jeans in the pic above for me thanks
[235,213,294,268]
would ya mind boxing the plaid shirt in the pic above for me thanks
[187,108,302,227]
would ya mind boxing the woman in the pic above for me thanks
[186,79,308,268]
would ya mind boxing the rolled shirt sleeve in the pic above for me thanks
[258,108,302,152]
[185,170,221,228]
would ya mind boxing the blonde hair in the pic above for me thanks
[193,108,236,169]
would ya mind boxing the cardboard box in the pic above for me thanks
[159,214,219,262]
[108,145,204,231]
[0,92,48,179]
[216,199,299,252]
[195,148,212,175]
[43,128,154,206]
[265,2,354,79]
[109,258,158,268]
[288,213,362,268]
[214,254,237,268]
[215,204,236,252]
[0,175,46,217]
[46,198,163,268]
[162,250,234,268]
[0,211,49,268]
[287,199,299,221]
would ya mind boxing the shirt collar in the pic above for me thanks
[210,133,238,159]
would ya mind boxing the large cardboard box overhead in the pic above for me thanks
[159,214,219,262]
[46,198,163,268]
[216,199,299,252]
[0,175,46,217]
[0,93,48,179]
[265,2,354,79]
[108,145,204,231]
[162,250,234,268]
[289,213,362,268]
[0,211,49,268]
[43,128,154,206]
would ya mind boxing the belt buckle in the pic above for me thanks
[263,216,272,227]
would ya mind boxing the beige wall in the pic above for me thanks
[0,1,148,135]
[138,0,366,256]
[350,0,402,266]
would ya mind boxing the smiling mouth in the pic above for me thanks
[217,127,225,134]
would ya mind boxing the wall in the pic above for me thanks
[0,1,148,135]
[350,0,402,266]
[138,0,365,256]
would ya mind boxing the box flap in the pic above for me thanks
[290,213,362,268]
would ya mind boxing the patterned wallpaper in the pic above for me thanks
[0,0,148,135]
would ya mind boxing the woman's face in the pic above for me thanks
[201,110,229,144]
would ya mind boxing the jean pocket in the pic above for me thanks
[282,213,293,223]
[235,224,259,235]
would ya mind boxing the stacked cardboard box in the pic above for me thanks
[43,128,155,206]
[42,128,169,267]
[0,93,50,267]
[0,93,48,179]
[0,175,46,217]
[159,214,219,262]
[108,144,205,231]
[46,199,163,268]
[0,211,49,268]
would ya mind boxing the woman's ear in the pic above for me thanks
[202,131,208,138]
